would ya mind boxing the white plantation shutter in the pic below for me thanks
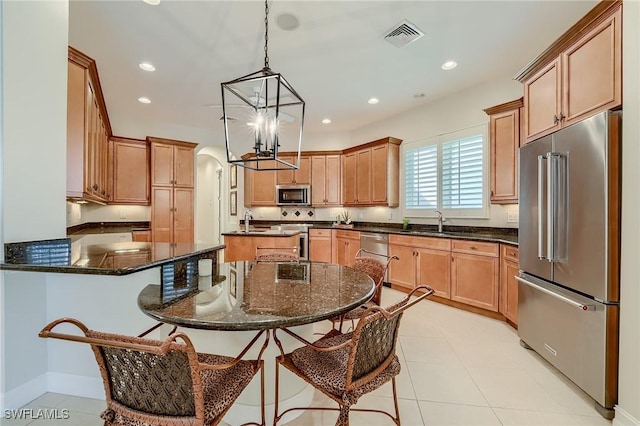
[403,127,487,217]
[441,135,483,209]
[405,145,437,209]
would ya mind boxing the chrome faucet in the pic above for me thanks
[244,209,252,233]
[435,210,446,233]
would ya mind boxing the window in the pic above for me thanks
[404,126,487,218]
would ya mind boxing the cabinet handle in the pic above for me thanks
[558,112,566,122]
[470,246,477,250]
[553,115,559,125]
[93,184,98,190]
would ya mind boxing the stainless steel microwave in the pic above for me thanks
[276,185,311,206]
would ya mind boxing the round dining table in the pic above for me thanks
[137,260,374,426]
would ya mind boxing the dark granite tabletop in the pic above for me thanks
[137,261,375,331]
[1,238,225,275]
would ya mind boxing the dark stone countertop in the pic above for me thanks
[138,261,374,331]
[1,237,225,276]
[67,221,150,235]
[248,221,518,246]
[222,229,300,237]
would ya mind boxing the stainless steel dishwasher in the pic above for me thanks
[359,233,390,283]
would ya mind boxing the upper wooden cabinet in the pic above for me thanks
[484,98,523,204]
[277,156,311,185]
[515,1,621,142]
[243,159,277,207]
[67,47,112,204]
[311,154,341,206]
[110,137,150,205]
[342,137,401,207]
[149,137,195,188]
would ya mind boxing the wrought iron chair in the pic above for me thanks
[254,246,299,262]
[39,318,269,426]
[332,248,399,332]
[273,285,434,426]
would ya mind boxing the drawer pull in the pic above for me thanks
[470,246,477,250]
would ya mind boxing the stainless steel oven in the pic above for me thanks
[271,224,310,260]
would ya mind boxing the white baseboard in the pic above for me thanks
[614,406,640,426]
[2,373,48,411]
[46,373,104,400]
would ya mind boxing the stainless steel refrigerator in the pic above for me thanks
[517,110,621,418]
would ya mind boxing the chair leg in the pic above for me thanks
[260,361,266,426]
[392,376,401,426]
[336,405,350,426]
[273,359,281,426]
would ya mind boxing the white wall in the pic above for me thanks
[0,0,69,410]
[615,0,640,424]
[196,154,222,244]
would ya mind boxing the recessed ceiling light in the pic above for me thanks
[139,62,156,72]
[413,93,425,99]
[142,0,160,5]
[322,118,332,124]
[441,60,458,70]
[138,97,151,104]
[368,97,380,105]
[276,13,300,31]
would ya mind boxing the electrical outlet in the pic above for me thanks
[507,211,519,223]
[388,212,393,220]
[119,209,126,219]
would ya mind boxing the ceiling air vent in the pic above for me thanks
[383,20,424,48]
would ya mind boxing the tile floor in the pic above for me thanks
[2,288,612,426]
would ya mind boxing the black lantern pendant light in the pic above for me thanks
[221,0,305,171]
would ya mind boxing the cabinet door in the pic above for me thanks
[523,59,561,142]
[562,7,621,127]
[112,140,149,204]
[451,253,499,312]
[490,109,519,203]
[325,155,341,205]
[388,244,416,290]
[356,149,371,204]
[310,235,332,262]
[343,153,357,204]
[371,144,388,204]
[151,187,173,243]
[311,156,327,205]
[151,143,174,186]
[417,248,451,298]
[249,160,276,205]
[335,238,349,266]
[501,259,519,325]
[277,156,296,184]
[67,60,86,198]
[173,188,194,243]
[174,145,195,187]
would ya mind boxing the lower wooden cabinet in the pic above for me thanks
[131,230,151,242]
[223,234,298,262]
[309,229,333,262]
[500,245,520,325]
[151,187,194,243]
[451,240,500,312]
[417,248,452,299]
[334,230,360,267]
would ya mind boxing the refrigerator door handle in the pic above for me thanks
[547,153,556,262]
[516,276,596,311]
[537,154,547,260]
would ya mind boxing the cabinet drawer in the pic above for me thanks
[389,234,451,251]
[334,229,360,240]
[309,228,331,238]
[451,240,499,257]
[501,244,519,263]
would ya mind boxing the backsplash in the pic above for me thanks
[66,202,151,227]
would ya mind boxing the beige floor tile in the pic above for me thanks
[59,396,106,416]
[0,414,32,426]
[407,361,488,406]
[493,407,612,426]
[22,411,103,426]
[350,395,423,425]
[400,336,461,365]
[528,370,607,417]
[418,401,502,425]
[21,394,69,409]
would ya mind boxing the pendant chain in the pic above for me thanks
[264,0,269,69]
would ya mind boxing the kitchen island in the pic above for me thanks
[222,229,300,261]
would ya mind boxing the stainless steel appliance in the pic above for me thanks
[359,233,389,282]
[276,185,311,206]
[271,223,310,260]
[518,110,621,418]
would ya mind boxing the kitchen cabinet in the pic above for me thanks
[516,1,621,142]
[277,155,311,185]
[388,234,451,297]
[149,137,197,243]
[110,137,150,205]
[309,229,333,262]
[500,244,519,325]
[451,240,500,312]
[334,230,360,267]
[243,159,277,207]
[342,137,401,207]
[131,230,152,242]
[484,98,522,204]
[67,47,112,204]
[311,154,341,206]
[223,234,299,262]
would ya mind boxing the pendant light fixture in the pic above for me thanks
[221,0,305,171]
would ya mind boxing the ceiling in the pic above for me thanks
[69,0,598,140]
